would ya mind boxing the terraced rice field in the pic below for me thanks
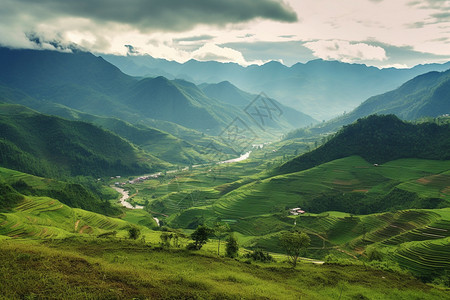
[394,238,450,276]
[0,195,157,240]
[364,210,438,244]
[210,157,450,221]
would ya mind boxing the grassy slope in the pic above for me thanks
[0,192,157,239]
[1,237,447,300]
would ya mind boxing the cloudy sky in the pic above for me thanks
[0,0,449,68]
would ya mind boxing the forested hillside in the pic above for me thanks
[279,115,450,174]
[0,104,165,178]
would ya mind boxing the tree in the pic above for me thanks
[214,223,230,255]
[280,230,310,268]
[189,225,212,250]
[225,234,239,258]
[128,225,141,240]
[160,232,173,248]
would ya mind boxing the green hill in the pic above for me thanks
[0,103,166,178]
[201,80,318,128]
[346,69,450,121]
[23,101,234,165]
[207,156,450,219]
[0,85,236,165]
[286,69,450,139]
[0,167,120,215]
[279,115,450,174]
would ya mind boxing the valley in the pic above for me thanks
[0,45,449,299]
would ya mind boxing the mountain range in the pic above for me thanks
[102,54,450,120]
[285,69,450,139]
[0,47,313,138]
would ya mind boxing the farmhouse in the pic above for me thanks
[290,207,305,215]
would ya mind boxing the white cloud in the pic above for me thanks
[191,43,264,65]
[379,63,409,69]
[0,0,448,67]
[303,40,387,63]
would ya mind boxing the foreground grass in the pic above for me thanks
[0,237,448,299]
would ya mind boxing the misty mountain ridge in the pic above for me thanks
[102,53,450,120]
[285,68,450,140]
[0,47,313,137]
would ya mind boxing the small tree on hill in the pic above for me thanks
[188,225,212,250]
[214,222,230,255]
[128,225,141,240]
[160,232,173,248]
[225,234,239,258]
[280,230,310,268]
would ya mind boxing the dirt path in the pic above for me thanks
[335,247,358,259]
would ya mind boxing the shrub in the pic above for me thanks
[244,249,274,262]
[365,248,383,261]
[97,231,117,238]
[160,232,173,248]
[128,226,141,240]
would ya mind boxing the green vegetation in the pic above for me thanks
[279,115,450,174]
[1,47,450,298]
[0,103,166,178]
[225,233,239,258]
[280,230,311,268]
[0,47,306,136]
[2,237,447,299]
[0,167,120,216]
[34,103,236,165]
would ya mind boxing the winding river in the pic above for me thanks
[113,150,254,226]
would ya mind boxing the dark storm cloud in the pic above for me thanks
[13,0,298,32]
